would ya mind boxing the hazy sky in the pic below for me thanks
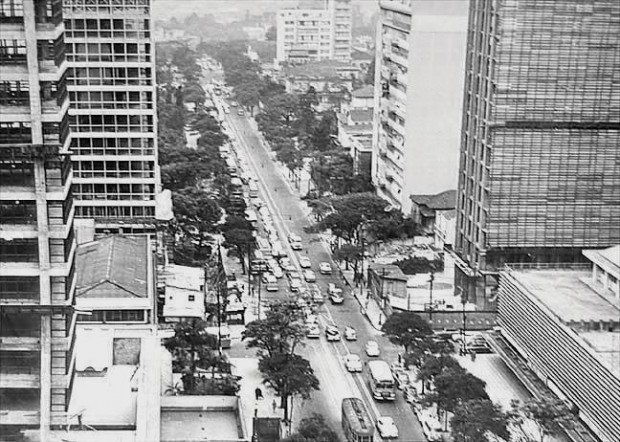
[153,0,378,21]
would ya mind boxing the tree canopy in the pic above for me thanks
[451,399,510,442]
[381,311,433,352]
[426,366,489,413]
[509,398,575,442]
[282,414,339,442]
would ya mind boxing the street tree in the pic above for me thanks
[332,243,363,271]
[173,187,222,229]
[276,146,304,179]
[242,301,306,358]
[425,366,489,415]
[509,398,575,442]
[282,413,339,442]
[163,318,216,393]
[451,399,510,442]
[381,311,433,352]
[221,215,254,233]
[221,228,255,274]
[259,352,320,425]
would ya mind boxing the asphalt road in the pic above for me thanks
[217,103,427,442]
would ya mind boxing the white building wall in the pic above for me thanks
[373,0,468,214]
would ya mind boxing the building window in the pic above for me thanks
[0,276,39,301]
[0,0,24,21]
[0,239,39,263]
[188,295,195,302]
[0,80,29,106]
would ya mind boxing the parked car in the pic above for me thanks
[393,369,412,390]
[376,416,399,439]
[306,324,320,339]
[365,341,380,357]
[272,266,284,279]
[303,270,316,282]
[230,101,238,107]
[289,278,301,292]
[237,109,245,116]
[403,385,419,405]
[467,335,493,354]
[329,291,344,304]
[299,256,312,268]
[319,262,332,274]
[421,420,443,442]
[344,354,362,373]
[344,326,357,341]
[325,325,341,342]
[279,257,295,272]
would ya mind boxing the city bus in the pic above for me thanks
[341,398,374,442]
[248,180,259,198]
[367,360,396,401]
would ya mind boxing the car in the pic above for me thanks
[306,323,320,339]
[344,354,362,373]
[365,341,380,357]
[327,283,342,296]
[279,258,295,272]
[303,270,316,282]
[329,291,344,304]
[467,335,493,354]
[421,420,443,442]
[403,385,420,405]
[344,326,357,341]
[272,266,284,279]
[376,416,399,439]
[299,256,312,268]
[393,369,412,390]
[224,107,230,114]
[289,278,301,292]
[230,101,238,107]
[287,270,301,280]
[325,325,341,342]
[319,262,332,274]
[237,109,245,116]
[308,284,324,304]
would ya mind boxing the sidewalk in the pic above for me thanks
[341,269,387,332]
[232,357,301,439]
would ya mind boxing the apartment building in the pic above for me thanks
[372,0,469,214]
[454,0,620,306]
[64,0,160,235]
[276,0,352,64]
[0,0,77,438]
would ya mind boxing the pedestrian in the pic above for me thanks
[272,399,277,413]
[255,387,263,400]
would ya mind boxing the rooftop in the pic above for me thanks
[583,245,620,280]
[76,235,149,299]
[351,85,375,98]
[410,189,457,211]
[285,60,353,80]
[164,264,204,291]
[510,267,620,372]
[351,49,373,61]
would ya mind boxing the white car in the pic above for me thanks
[279,258,295,272]
[344,326,357,341]
[272,266,284,279]
[299,256,312,268]
[376,416,399,439]
[344,354,362,373]
[306,323,320,339]
[303,270,316,282]
[319,262,332,274]
[365,341,380,357]
[289,278,301,292]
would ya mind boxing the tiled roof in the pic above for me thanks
[76,235,149,298]
[352,85,375,98]
[410,189,457,210]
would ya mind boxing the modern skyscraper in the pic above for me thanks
[276,0,352,64]
[0,0,77,438]
[373,0,469,214]
[64,0,160,235]
[454,0,620,305]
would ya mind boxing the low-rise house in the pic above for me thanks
[75,235,155,325]
[162,264,206,322]
[409,190,457,235]
[367,263,408,306]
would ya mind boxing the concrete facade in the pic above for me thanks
[64,0,161,235]
[0,0,77,438]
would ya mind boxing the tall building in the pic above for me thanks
[372,0,469,214]
[454,0,620,306]
[0,0,77,438]
[276,0,352,64]
[64,0,160,235]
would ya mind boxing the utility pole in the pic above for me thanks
[216,241,224,356]
[459,287,467,355]
[428,271,435,321]
[257,269,262,320]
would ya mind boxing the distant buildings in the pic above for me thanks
[0,0,77,437]
[276,0,352,64]
[410,190,457,236]
[498,246,620,442]
[372,0,469,214]
[454,0,620,306]
[283,60,357,111]
[338,85,374,176]
[64,0,161,235]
